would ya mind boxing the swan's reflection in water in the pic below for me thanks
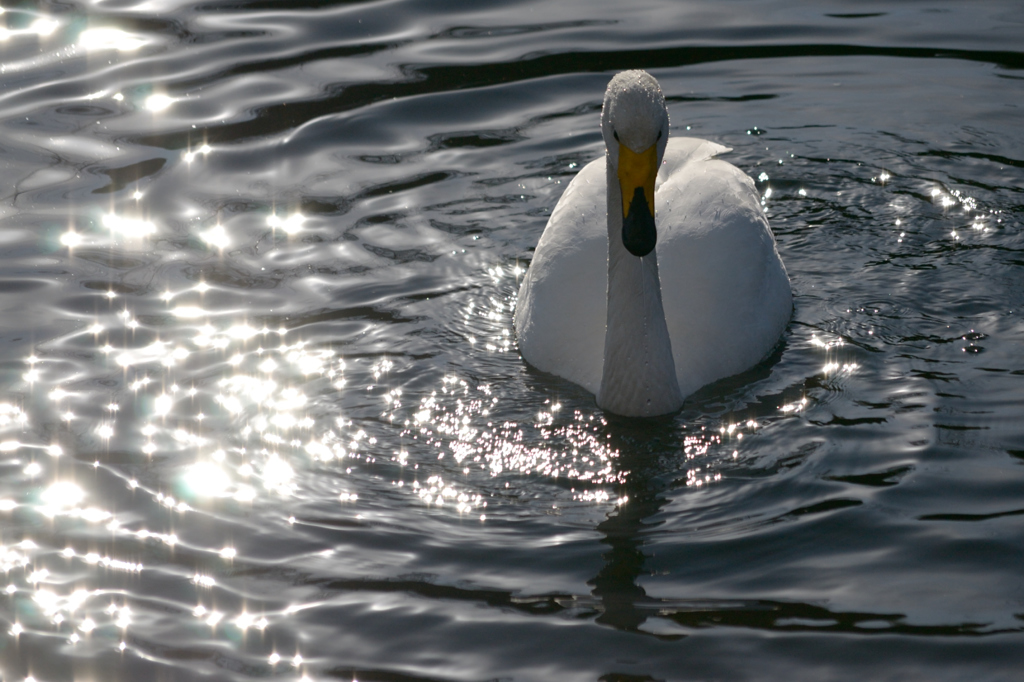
[590,457,663,632]
[588,418,727,634]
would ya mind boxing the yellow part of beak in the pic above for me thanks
[617,142,658,218]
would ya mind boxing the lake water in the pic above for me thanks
[0,1,1022,680]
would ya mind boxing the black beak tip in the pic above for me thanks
[622,187,656,257]
[623,232,655,257]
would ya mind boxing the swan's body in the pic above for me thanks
[514,71,791,417]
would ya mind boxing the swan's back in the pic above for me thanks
[514,137,791,398]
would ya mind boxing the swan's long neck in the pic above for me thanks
[597,158,684,417]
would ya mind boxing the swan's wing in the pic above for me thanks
[655,142,792,397]
[656,136,731,190]
[514,158,607,394]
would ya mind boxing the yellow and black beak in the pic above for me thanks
[617,142,658,257]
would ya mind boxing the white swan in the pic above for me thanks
[514,70,792,417]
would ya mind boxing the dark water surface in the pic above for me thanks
[0,0,1022,680]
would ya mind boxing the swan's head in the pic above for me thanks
[601,70,670,258]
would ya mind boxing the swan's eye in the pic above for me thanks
[613,130,620,142]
